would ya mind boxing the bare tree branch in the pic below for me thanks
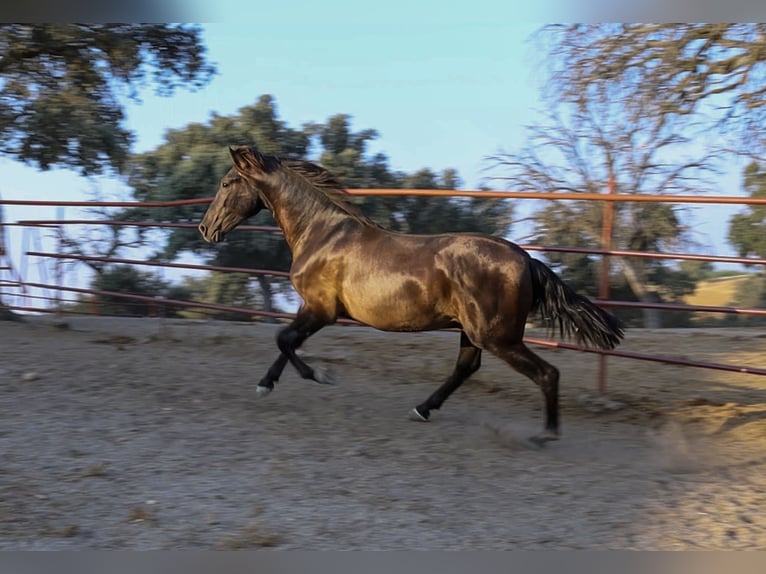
[539,23,766,153]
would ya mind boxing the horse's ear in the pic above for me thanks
[229,145,267,175]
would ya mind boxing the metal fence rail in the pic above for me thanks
[11,279,766,378]
[2,189,765,391]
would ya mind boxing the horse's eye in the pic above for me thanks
[222,182,229,188]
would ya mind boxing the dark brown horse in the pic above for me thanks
[199,146,623,444]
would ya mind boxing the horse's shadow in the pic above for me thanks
[713,408,766,435]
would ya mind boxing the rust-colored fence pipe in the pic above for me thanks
[598,299,766,316]
[524,337,766,377]
[2,292,171,316]
[13,219,766,269]
[20,280,291,320]
[13,218,766,267]
[15,280,766,378]
[6,189,766,394]
[346,189,766,205]
[522,245,766,267]
[3,289,242,318]
[18,281,362,326]
[596,177,616,392]
[13,220,283,233]
[0,198,212,208]
[27,251,766,318]
[27,252,291,279]
[4,189,766,207]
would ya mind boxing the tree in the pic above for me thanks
[175,273,264,321]
[729,161,766,261]
[0,24,215,175]
[90,265,179,317]
[314,114,514,235]
[124,95,307,315]
[541,24,766,154]
[493,92,714,328]
[124,96,514,314]
[58,201,147,277]
[728,161,766,323]
[509,23,766,328]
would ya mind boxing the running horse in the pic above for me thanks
[198,146,623,445]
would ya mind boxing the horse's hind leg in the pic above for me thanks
[411,331,481,421]
[255,353,289,397]
[490,341,560,445]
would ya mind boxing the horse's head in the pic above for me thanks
[198,146,270,243]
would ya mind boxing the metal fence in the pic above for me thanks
[2,187,766,388]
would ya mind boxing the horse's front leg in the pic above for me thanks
[277,312,335,384]
[256,309,334,397]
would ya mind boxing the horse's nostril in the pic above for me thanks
[198,223,207,236]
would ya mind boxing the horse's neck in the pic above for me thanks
[267,188,352,254]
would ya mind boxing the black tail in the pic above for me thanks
[528,257,624,350]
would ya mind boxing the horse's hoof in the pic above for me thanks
[255,385,273,398]
[527,430,559,448]
[313,367,336,385]
[409,407,429,422]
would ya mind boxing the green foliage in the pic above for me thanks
[678,260,715,282]
[122,95,307,313]
[176,273,262,321]
[313,115,513,234]
[726,162,766,327]
[0,24,215,174]
[90,265,186,317]
[515,194,696,327]
[732,273,766,309]
[123,94,514,312]
[729,162,766,262]
[494,29,724,328]
[509,23,766,326]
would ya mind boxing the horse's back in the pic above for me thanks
[329,229,533,335]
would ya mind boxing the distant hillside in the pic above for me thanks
[684,275,751,307]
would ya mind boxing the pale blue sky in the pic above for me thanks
[0,13,753,310]
[122,17,544,185]
[0,14,547,307]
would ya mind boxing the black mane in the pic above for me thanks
[276,157,379,226]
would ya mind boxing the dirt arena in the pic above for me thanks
[1,316,765,549]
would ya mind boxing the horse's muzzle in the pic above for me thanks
[198,223,223,243]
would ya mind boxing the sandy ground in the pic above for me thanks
[1,316,765,549]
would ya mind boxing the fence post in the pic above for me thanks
[597,176,616,393]
[0,201,10,318]
[55,218,64,317]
